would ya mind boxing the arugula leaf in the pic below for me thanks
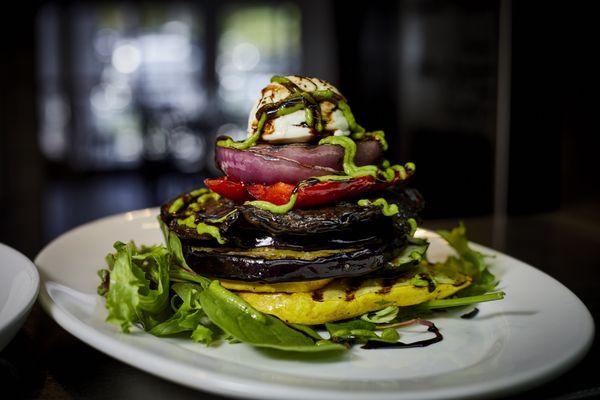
[424,291,505,309]
[437,223,497,296]
[105,242,170,332]
[374,292,505,327]
[198,280,345,352]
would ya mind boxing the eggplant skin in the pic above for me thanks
[182,236,407,283]
[161,187,423,241]
[239,187,423,236]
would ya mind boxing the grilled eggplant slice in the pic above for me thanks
[161,187,422,243]
[182,236,407,283]
[239,188,423,236]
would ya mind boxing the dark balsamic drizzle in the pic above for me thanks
[258,96,304,120]
[255,76,340,138]
[361,322,443,350]
[460,307,479,319]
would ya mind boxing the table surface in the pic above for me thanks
[1,209,599,400]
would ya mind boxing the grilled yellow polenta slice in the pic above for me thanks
[220,278,333,293]
[238,269,471,325]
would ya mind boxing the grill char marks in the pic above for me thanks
[344,277,364,301]
[376,278,398,295]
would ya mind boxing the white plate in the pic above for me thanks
[35,208,594,400]
[0,243,40,350]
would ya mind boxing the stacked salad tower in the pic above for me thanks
[99,76,503,351]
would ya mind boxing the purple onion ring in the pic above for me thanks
[215,140,383,185]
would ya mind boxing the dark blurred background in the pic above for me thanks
[1,1,600,399]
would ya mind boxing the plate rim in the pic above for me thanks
[35,208,595,400]
[0,242,40,335]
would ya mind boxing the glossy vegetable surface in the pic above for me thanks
[182,236,407,282]
[206,171,412,209]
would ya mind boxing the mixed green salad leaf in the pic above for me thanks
[98,223,503,353]
[437,222,498,297]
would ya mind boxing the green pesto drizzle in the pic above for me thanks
[170,189,220,214]
[196,223,225,244]
[378,165,396,182]
[206,210,236,224]
[318,136,378,178]
[197,192,220,205]
[352,130,388,151]
[270,75,300,90]
[336,100,357,132]
[245,191,299,214]
[168,198,184,214]
[177,215,196,228]
[190,188,209,197]
[176,216,225,244]
[277,102,305,117]
[311,89,340,102]
[377,159,415,182]
[217,114,265,150]
[407,218,418,237]
[357,198,399,216]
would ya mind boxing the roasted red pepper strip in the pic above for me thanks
[204,177,252,202]
[247,175,394,208]
[297,176,375,207]
[206,171,409,208]
[246,182,295,206]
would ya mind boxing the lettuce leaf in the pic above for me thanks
[437,223,497,297]
[105,241,170,332]
[101,238,343,352]
[149,283,222,344]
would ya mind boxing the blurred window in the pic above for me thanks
[36,2,301,172]
[216,4,300,140]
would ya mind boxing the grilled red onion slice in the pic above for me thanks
[215,140,383,185]
[216,147,338,184]
[249,140,383,170]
